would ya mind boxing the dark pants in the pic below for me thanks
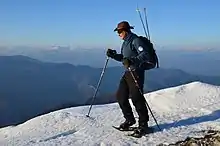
[116,69,149,125]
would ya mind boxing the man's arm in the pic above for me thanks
[114,53,123,62]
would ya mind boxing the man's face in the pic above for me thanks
[117,29,127,40]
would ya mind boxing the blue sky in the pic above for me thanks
[0,0,219,49]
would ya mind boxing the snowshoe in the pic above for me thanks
[112,125,137,131]
[127,126,154,138]
[113,119,136,131]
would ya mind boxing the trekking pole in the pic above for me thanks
[143,7,151,40]
[143,7,159,68]
[86,57,109,117]
[128,67,162,131]
[136,5,148,38]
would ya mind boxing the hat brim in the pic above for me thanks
[114,26,134,32]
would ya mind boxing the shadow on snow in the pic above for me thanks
[152,109,220,132]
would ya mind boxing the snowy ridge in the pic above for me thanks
[0,81,220,146]
[145,81,220,113]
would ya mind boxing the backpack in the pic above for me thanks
[134,36,159,70]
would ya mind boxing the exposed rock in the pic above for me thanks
[159,130,220,146]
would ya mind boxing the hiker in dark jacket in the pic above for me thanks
[106,21,151,136]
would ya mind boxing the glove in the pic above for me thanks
[122,58,132,69]
[106,49,117,58]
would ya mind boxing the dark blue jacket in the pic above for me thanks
[115,32,151,70]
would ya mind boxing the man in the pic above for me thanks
[106,21,152,136]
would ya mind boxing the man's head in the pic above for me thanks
[114,21,134,40]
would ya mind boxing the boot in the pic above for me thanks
[119,119,136,130]
[130,122,153,138]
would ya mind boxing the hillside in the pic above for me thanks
[1,55,220,128]
[0,81,220,146]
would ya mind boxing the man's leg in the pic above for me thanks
[125,69,149,128]
[116,75,135,129]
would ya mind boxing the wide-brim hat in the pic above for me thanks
[114,21,134,31]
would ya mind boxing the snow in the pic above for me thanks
[0,81,220,146]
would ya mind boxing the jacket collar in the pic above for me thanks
[123,32,137,42]
[124,32,133,41]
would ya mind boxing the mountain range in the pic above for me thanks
[0,46,219,76]
[0,55,220,128]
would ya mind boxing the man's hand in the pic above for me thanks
[106,49,117,58]
[122,58,132,68]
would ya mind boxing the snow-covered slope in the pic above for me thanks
[0,81,220,146]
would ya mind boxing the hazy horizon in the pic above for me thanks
[0,47,219,76]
